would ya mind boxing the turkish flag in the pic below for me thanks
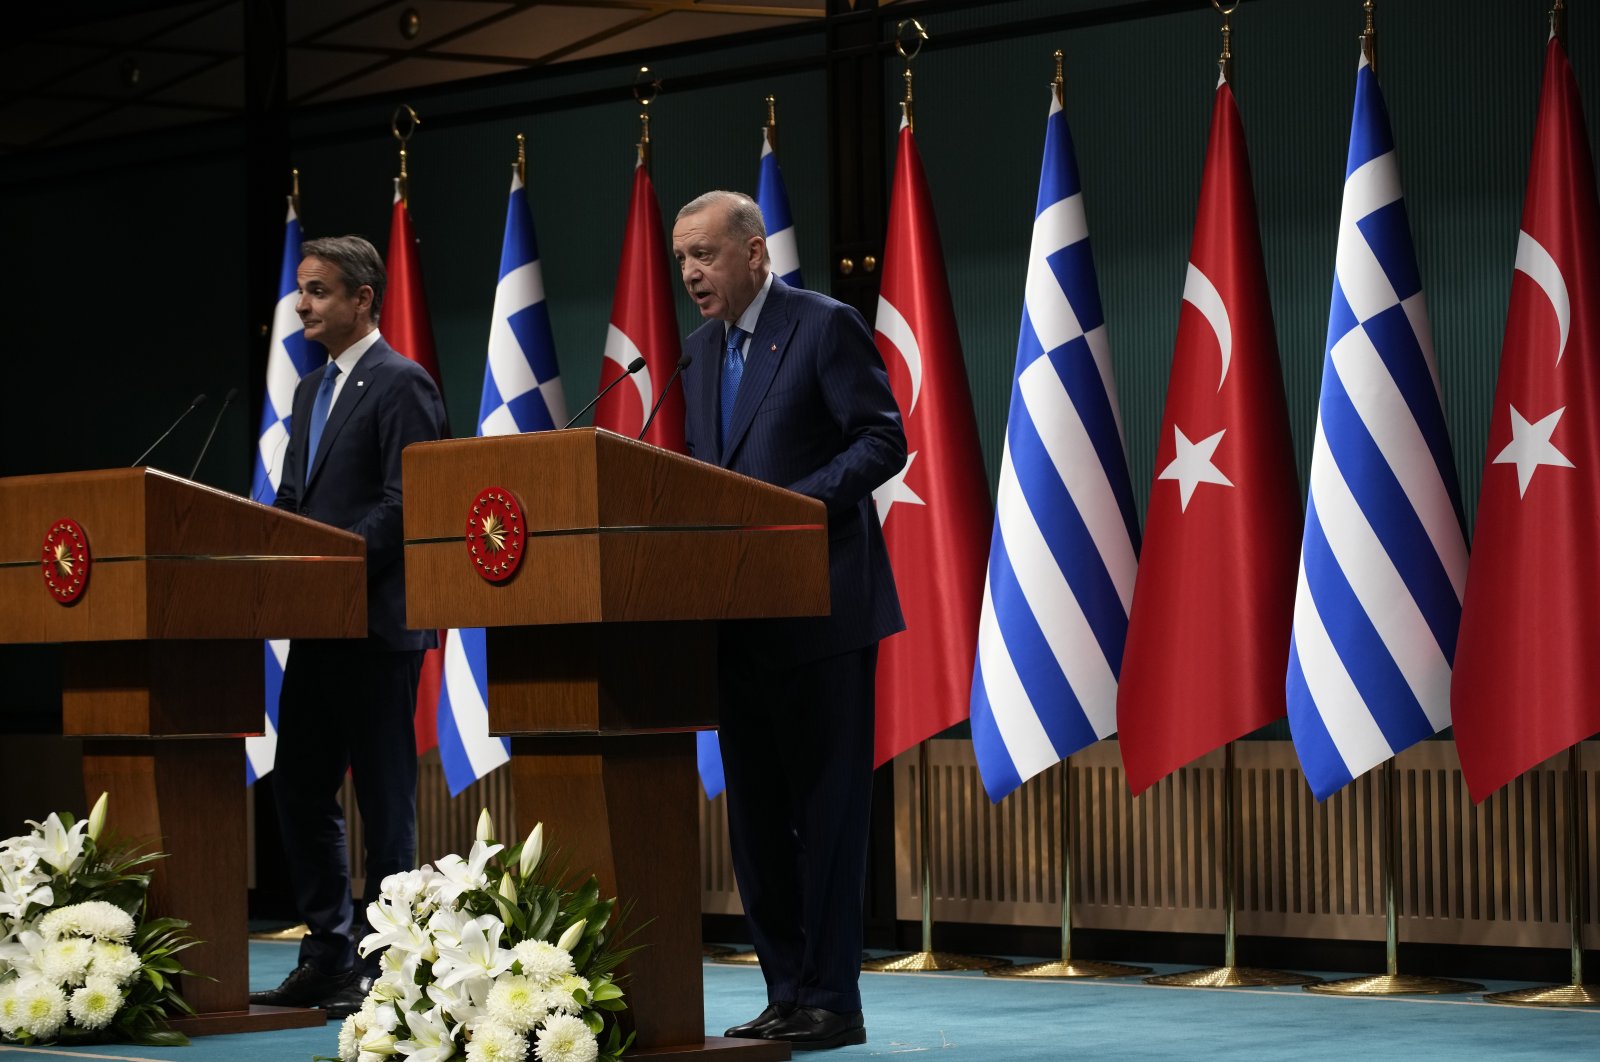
[872,121,993,766]
[1453,36,1600,802]
[1116,79,1301,795]
[380,182,445,754]
[594,158,683,451]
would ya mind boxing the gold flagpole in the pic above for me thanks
[290,167,301,220]
[390,103,419,205]
[859,23,1004,974]
[1485,741,1599,1006]
[634,65,658,172]
[989,53,1155,983]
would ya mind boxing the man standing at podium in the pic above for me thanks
[251,235,447,1018]
[673,191,905,1051]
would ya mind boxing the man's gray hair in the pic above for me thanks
[301,235,386,320]
[677,191,769,261]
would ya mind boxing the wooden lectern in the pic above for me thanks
[404,428,829,1061]
[0,467,366,1035]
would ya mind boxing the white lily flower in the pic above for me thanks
[556,920,586,954]
[498,875,518,905]
[361,896,432,959]
[432,914,517,993]
[24,813,89,874]
[431,841,505,907]
[394,1003,458,1062]
[518,824,543,878]
[476,809,494,844]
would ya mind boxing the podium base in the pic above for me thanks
[166,1003,328,1037]
[632,1037,791,1059]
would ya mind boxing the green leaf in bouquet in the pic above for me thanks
[582,1009,604,1035]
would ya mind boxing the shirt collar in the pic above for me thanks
[331,328,382,375]
[727,272,774,346]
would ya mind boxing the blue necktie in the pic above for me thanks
[719,326,748,453]
[306,363,341,476]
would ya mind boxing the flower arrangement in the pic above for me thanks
[333,810,634,1062]
[0,794,199,1047]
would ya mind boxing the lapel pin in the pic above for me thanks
[357,380,365,387]
[770,344,777,352]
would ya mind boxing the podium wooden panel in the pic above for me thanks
[0,467,366,1035]
[405,429,827,1060]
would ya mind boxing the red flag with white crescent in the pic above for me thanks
[1115,78,1301,795]
[594,158,683,451]
[380,179,445,754]
[1453,35,1600,801]
[872,120,993,766]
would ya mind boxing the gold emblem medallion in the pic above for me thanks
[466,487,527,583]
[41,518,91,604]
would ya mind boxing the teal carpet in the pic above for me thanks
[0,941,1593,1059]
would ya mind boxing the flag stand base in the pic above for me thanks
[713,949,763,965]
[1483,983,1600,1007]
[861,950,1009,973]
[1145,965,1317,988]
[988,959,1149,980]
[1305,972,1481,996]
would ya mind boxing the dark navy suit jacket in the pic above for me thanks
[275,336,447,652]
[683,278,907,665]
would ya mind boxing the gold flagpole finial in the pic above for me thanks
[1052,49,1064,109]
[633,65,660,170]
[391,104,420,206]
[1551,0,1566,43]
[515,133,526,185]
[1212,0,1238,83]
[895,18,928,131]
[290,167,301,217]
[765,94,779,153]
[1361,0,1376,71]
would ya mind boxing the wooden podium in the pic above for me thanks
[404,428,829,1060]
[0,467,366,1035]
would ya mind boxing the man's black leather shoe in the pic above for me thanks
[322,975,374,1021]
[248,963,357,1009]
[723,1002,795,1039]
[763,1007,866,1051]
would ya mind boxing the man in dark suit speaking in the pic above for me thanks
[250,235,447,1018]
[674,191,905,1051]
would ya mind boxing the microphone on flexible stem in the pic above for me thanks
[131,393,207,467]
[188,387,238,479]
[561,356,647,430]
[638,354,692,441]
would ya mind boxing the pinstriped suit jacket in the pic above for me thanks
[683,278,907,666]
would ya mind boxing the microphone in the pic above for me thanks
[131,393,207,467]
[638,354,692,440]
[188,387,238,479]
[250,433,290,504]
[561,356,646,430]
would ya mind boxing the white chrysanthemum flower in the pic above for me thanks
[465,1018,529,1062]
[486,974,548,1034]
[41,936,94,985]
[88,941,142,985]
[0,981,23,1036]
[511,940,573,986]
[546,974,590,1016]
[339,1013,361,1061]
[40,900,136,943]
[533,1012,598,1062]
[68,975,123,1030]
[17,978,70,1040]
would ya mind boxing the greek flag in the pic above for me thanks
[437,165,567,795]
[247,198,315,785]
[969,86,1140,802]
[757,126,803,288]
[1287,50,1467,801]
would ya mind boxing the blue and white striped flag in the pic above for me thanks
[757,124,803,288]
[436,163,567,796]
[1287,49,1468,801]
[969,84,1140,803]
[247,197,315,785]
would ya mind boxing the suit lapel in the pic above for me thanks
[722,281,796,463]
[307,342,384,487]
